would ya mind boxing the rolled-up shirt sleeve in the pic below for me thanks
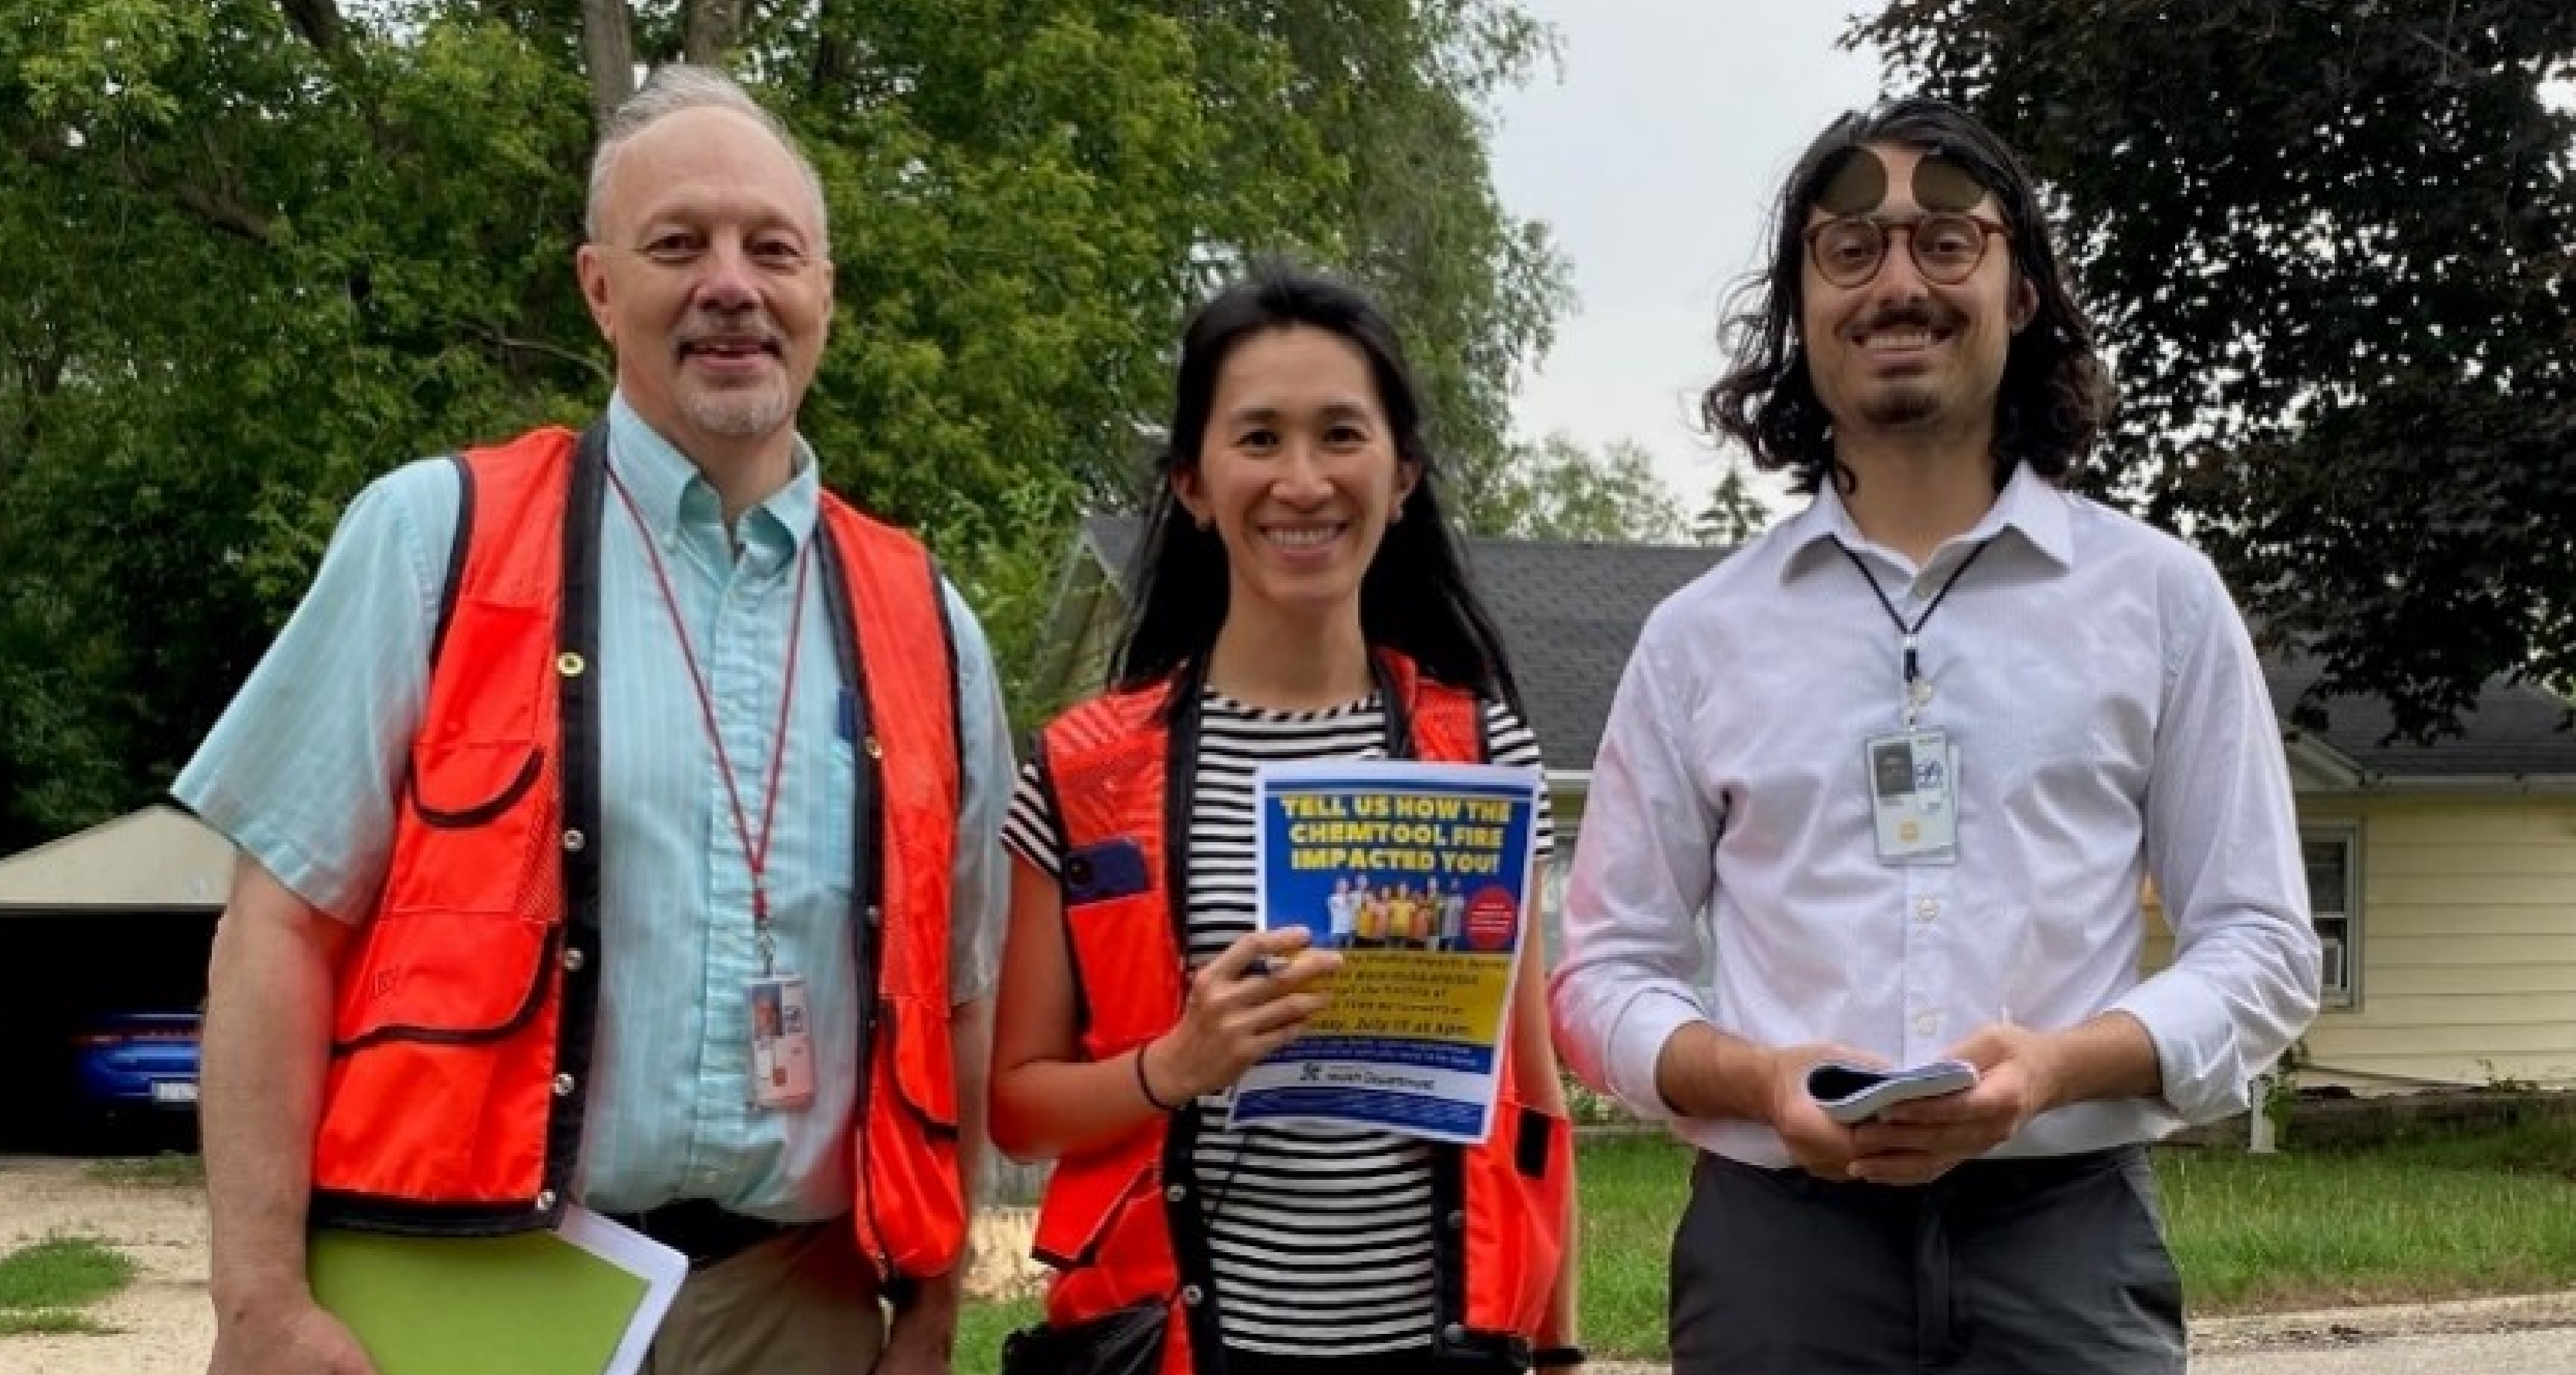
[173,460,453,921]
[1550,621,1723,1122]
[2111,563,2322,1124]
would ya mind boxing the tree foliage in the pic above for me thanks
[1478,434,1691,544]
[0,0,1564,848]
[1694,459,1774,547]
[1860,0,2576,737]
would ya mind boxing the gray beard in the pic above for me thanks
[680,384,793,440]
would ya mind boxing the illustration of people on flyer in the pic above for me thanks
[1228,759,1541,1145]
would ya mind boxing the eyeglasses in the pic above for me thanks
[1803,212,2011,288]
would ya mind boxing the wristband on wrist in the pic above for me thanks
[1532,1344,1585,1368]
[1134,1044,1183,1113]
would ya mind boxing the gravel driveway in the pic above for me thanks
[0,1154,1042,1375]
[6,1153,2572,1375]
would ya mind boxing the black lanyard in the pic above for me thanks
[1833,536,1990,727]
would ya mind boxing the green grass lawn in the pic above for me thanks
[956,1293,1042,1374]
[959,1116,2576,1365]
[0,1236,134,1336]
[2162,1117,2576,1311]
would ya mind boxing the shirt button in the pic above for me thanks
[1912,1012,1939,1037]
[1915,898,1940,922]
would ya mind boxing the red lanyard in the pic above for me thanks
[606,463,813,974]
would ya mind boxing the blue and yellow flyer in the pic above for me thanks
[1227,759,1542,1145]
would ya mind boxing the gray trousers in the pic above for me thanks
[1670,1146,2185,1375]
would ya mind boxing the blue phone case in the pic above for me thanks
[1064,839,1151,905]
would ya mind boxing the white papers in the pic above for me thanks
[559,1206,689,1375]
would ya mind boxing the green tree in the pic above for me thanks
[1478,433,1691,543]
[1694,459,1774,546]
[1860,1,2576,738]
[0,0,1562,846]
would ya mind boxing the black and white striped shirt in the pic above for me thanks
[1006,686,1551,1355]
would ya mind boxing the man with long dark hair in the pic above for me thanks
[1551,100,2320,1374]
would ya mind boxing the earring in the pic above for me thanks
[1194,513,1212,532]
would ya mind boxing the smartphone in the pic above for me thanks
[1063,838,1150,905]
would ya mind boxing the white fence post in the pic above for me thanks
[2248,1072,2278,1154]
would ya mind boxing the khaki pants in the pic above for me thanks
[642,1222,885,1375]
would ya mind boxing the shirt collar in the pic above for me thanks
[604,393,823,562]
[1777,459,2074,581]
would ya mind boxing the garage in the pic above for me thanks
[0,805,228,1150]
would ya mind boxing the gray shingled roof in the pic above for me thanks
[2264,660,2576,781]
[1074,516,2576,783]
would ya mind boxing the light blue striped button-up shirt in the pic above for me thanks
[175,395,1012,1222]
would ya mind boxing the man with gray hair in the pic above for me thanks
[182,65,1007,1375]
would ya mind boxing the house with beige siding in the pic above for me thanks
[1040,517,2576,1093]
[2266,690,2576,1090]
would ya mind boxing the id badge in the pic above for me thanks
[747,974,816,1110]
[1866,728,1959,865]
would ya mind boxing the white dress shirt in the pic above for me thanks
[1549,464,2321,1166]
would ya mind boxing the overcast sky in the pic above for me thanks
[1488,5,1885,516]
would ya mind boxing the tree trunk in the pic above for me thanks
[810,0,851,103]
[685,0,751,65]
[581,0,636,128]
[276,0,343,53]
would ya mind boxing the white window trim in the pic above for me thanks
[2303,821,2361,1010]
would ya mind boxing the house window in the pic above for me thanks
[2302,827,2358,1008]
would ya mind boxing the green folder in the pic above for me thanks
[309,1213,681,1375]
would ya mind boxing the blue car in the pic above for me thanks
[71,1012,203,1115]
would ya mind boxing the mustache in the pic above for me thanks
[675,318,785,352]
[1855,302,1958,334]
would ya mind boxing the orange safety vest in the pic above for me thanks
[306,424,968,1285]
[1028,655,1571,1374]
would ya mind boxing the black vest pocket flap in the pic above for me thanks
[333,912,556,1051]
[406,742,544,828]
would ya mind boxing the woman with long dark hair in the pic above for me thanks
[990,263,1580,1375]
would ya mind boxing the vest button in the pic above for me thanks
[1181,1284,1205,1306]
[552,1073,576,1096]
[562,948,586,973]
[554,652,586,678]
[561,828,586,852]
[1445,1209,1466,1230]
[1442,1322,1467,1344]
[535,1190,557,1211]
[1163,1184,1187,1203]
[864,735,885,760]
